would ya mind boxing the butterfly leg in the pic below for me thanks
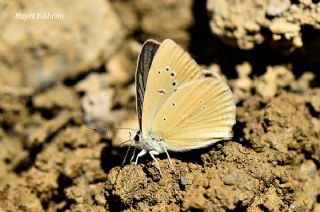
[163,146,173,169]
[135,149,147,165]
[130,147,136,163]
[149,150,162,176]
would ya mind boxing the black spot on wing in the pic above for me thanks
[172,81,177,87]
[157,90,167,95]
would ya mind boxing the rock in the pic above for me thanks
[231,62,253,103]
[266,0,290,17]
[113,112,138,147]
[0,185,44,212]
[255,65,294,99]
[75,73,108,94]
[26,110,75,147]
[310,89,320,112]
[33,85,80,109]
[207,0,320,53]
[82,89,115,128]
[207,0,265,49]
[111,0,193,46]
[105,40,137,86]
[0,0,126,89]
[80,87,132,129]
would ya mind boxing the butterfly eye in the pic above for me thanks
[165,67,170,71]
[134,134,140,141]
[158,70,162,74]
[172,102,176,107]
[170,71,176,77]
[163,117,167,121]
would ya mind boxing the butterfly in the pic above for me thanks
[130,39,236,172]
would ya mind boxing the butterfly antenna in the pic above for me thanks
[86,127,137,135]
[119,138,132,147]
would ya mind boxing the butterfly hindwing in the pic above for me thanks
[136,40,160,129]
[151,77,236,151]
[141,39,204,137]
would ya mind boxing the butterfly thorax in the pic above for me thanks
[134,130,166,153]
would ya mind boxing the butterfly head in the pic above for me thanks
[129,130,163,152]
[130,130,142,146]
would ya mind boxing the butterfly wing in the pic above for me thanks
[141,39,204,137]
[135,40,160,129]
[151,77,236,151]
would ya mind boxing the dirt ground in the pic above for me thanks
[0,0,320,211]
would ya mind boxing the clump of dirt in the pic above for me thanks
[0,0,320,211]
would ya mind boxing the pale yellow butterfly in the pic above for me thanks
[131,39,236,172]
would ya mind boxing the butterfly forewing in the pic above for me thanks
[141,39,204,137]
[151,77,236,151]
[136,40,160,129]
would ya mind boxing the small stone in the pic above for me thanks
[181,175,193,185]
